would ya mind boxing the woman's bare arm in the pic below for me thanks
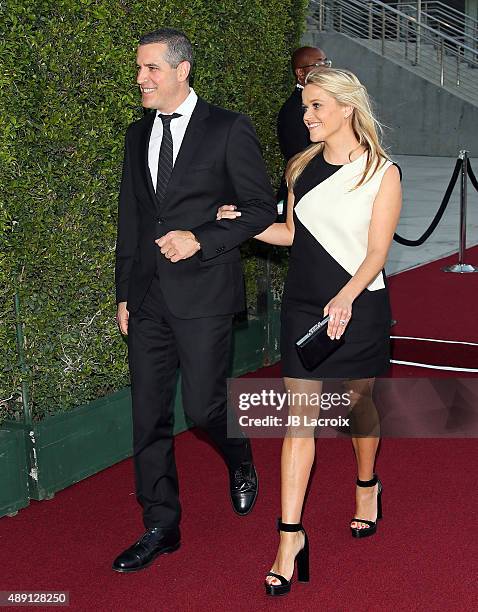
[216,189,296,246]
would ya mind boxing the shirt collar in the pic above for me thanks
[156,88,198,119]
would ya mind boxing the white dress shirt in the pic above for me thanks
[148,88,198,191]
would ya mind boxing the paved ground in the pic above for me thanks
[387,154,478,274]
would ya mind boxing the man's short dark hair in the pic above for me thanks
[139,28,193,70]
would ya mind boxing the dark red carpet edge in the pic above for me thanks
[1,249,478,611]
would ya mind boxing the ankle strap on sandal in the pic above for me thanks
[277,518,303,532]
[356,474,378,487]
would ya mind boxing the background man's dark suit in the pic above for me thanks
[277,87,310,162]
[275,43,328,220]
[115,97,276,529]
[276,87,311,219]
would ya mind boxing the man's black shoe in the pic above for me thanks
[112,527,180,573]
[230,461,258,515]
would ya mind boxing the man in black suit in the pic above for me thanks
[113,28,276,573]
[276,46,331,218]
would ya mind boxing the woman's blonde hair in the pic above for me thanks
[286,67,390,190]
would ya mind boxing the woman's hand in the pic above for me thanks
[324,292,353,340]
[216,204,241,220]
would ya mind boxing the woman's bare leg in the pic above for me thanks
[266,377,322,585]
[346,378,381,529]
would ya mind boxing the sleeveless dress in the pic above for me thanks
[281,151,395,379]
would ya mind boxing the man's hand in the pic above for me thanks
[116,301,129,336]
[155,230,201,263]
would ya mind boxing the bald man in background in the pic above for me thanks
[276,46,331,218]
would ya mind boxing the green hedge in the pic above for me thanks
[0,0,308,422]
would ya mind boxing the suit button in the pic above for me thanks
[157,217,165,224]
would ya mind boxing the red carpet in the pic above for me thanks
[1,432,478,611]
[388,246,478,343]
[390,338,478,371]
[2,249,478,609]
[387,246,478,376]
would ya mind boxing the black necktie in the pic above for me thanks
[156,113,181,202]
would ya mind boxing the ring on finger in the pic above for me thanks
[339,319,346,325]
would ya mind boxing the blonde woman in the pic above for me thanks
[218,68,402,596]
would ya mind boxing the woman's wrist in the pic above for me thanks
[338,287,357,304]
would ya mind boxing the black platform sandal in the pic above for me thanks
[264,519,309,596]
[350,473,383,539]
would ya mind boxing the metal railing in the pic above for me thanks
[391,1,478,51]
[310,0,478,105]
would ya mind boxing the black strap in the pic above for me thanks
[277,518,303,532]
[468,161,478,193]
[266,572,289,586]
[356,474,378,487]
[351,518,375,527]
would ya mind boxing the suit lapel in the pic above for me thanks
[138,110,157,207]
[163,98,210,203]
[139,98,210,211]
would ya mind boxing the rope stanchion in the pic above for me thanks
[468,161,478,193]
[393,158,461,247]
[393,150,478,273]
[443,150,478,273]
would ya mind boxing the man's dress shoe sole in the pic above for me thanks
[112,542,180,573]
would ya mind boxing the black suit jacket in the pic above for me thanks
[277,88,310,162]
[276,88,311,216]
[115,97,276,318]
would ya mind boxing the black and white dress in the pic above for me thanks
[281,151,394,379]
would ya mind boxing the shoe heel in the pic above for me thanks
[265,520,310,595]
[377,484,383,520]
[296,533,309,583]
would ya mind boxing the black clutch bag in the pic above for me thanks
[295,315,345,371]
